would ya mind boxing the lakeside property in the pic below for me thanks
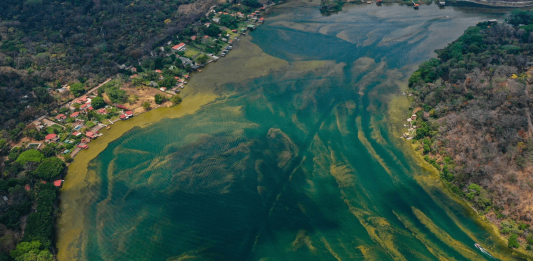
[0,2,276,260]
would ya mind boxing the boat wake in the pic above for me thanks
[475,243,500,260]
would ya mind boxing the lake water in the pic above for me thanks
[58,1,531,260]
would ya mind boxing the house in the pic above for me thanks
[25,184,30,191]
[411,114,417,121]
[155,69,162,73]
[117,105,128,110]
[212,17,220,24]
[205,23,211,27]
[45,133,59,143]
[126,111,134,117]
[78,144,89,149]
[53,180,64,187]
[232,29,237,33]
[172,43,186,51]
[160,87,167,91]
[55,114,67,121]
[72,132,82,137]
[80,104,89,110]
[97,108,107,114]
[259,17,264,23]
[70,112,80,118]
[191,36,197,41]
[87,106,94,111]
[120,114,127,120]
[131,67,137,72]
[86,132,98,139]
[78,96,88,104]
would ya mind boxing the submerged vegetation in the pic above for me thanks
[408,10,533,251]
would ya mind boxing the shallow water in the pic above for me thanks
[58,2,531,260]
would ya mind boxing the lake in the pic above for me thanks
[57,1,531,260]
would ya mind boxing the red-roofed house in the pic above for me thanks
[78,96,88,103]
[185,74,190,79]
[78,144,89,150]
[53,180,64,187]
[72,132,81,137]
[155,69,162,73]
[191,36,197,41]
[117,105,128,110]
[70,112,80,118]
[56,114,67,121]
[172,43,186,51]
[80,104,89,110]
[86,132,97,139]
[97,108,107,114]
[25,184,30,191]
[88,106,94,111]
[259,17,264,23]
[126,111,133,117]
[45,133,59,143]
[120,114,127,120]
[160,87,167,91]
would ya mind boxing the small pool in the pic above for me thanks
[74,125,82,130]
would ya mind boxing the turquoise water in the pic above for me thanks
[77,3,529,260]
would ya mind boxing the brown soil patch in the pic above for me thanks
[120,84,174,115]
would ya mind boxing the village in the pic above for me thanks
[7,2,272,181]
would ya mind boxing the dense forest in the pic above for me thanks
[408,10,533,251]
[0,0,217,136]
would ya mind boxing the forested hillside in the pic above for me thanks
[0,0,215,135]
[408,11,533,251]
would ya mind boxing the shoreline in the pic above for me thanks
[55,31,290,260]
[56,91,219,260]
[387,86,533,260]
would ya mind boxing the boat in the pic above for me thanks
[367,1,371,3]
[413,3,419,9]
[475,243,482,250]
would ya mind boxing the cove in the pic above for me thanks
[57,1,532,260]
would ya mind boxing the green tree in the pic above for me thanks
[69,83,85,97]
[34,157,65,181]
[205,24,222,37]
[508,233,520,248]
[91,96,105,109]
[15,249,53,261]
[64,154,73,163]
[197,54,209,65]
[40,145,57,157]
[16,150,44,165]
[142,101,151,111]
[171,95,182,105]
[155,94,166,105]
[10,241,41,259]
